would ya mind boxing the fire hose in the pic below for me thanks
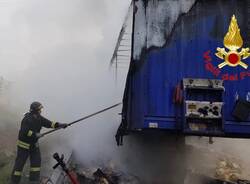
[40,103,122,138]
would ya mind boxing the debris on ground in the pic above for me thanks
[215,158,242,182]
[68,166,141,184]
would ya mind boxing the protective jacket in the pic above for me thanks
[18,112,59,148]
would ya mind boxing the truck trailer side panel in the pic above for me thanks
[119,0,250,138]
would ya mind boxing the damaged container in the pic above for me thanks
[117,0,250,143]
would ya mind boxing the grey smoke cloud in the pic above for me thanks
[1,0,130,116]
[0,0,131,176]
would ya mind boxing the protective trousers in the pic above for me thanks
[11,144,41,184]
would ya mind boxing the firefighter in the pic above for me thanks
[10,102,68,184]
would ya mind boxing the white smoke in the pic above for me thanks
[0,0,131,123]
[0,0,131,178]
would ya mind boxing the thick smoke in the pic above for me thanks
[0,0,130,178]
[4,0,130,115]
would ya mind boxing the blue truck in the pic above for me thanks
[115,0,250,145]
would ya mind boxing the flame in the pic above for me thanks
[223,15,243,50]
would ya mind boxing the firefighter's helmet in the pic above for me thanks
[30,101,43,112]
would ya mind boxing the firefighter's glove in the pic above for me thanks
[35,133,43,139]
[57,123,68,129]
